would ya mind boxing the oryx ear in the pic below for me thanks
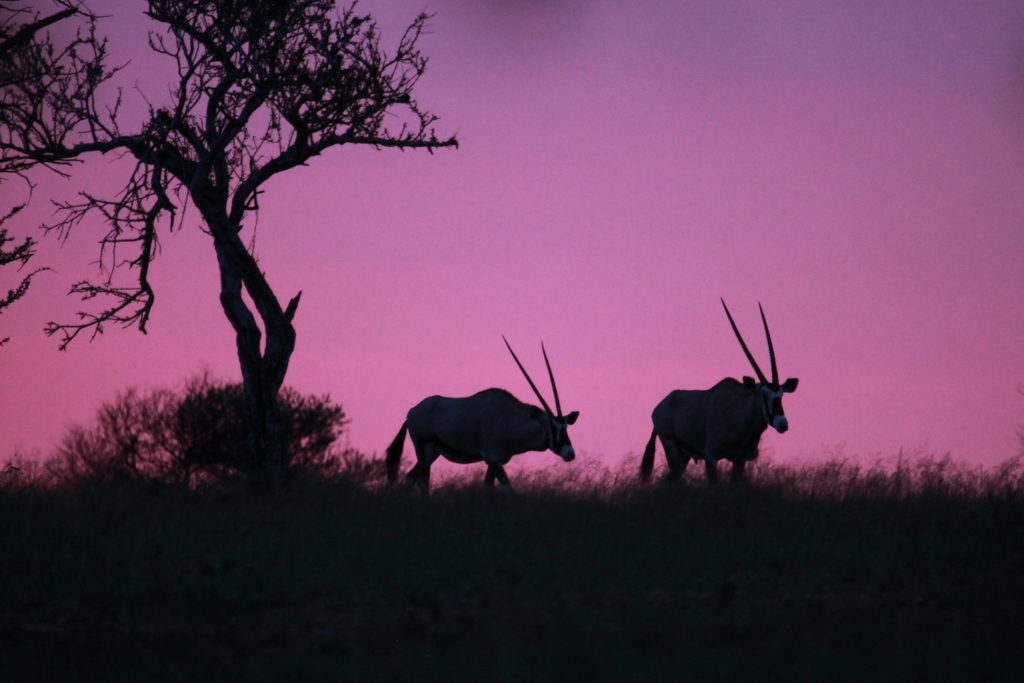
[564,411,579,425]
[742,376,757,388]
[782,377,799,392]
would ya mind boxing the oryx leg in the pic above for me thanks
[483,453,514,492]
[659,436,689,484]
[730,459,746,485]
[704,457,720,486]
[484,464,512,491]
[407,439,440,493]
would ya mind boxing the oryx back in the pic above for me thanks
[652,379,764,460]
[407,389,546,464]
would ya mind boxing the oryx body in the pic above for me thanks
[641,301,799,485]
[386,339,578,492]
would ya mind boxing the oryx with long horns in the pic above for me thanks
[386,337,579,492]
[640,300,799,485]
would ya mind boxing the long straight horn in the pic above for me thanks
[503,335,554,415]
[758,303,779,384]
[541,342,563,417]
[721,298,768,385]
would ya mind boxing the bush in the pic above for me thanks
[47,373,355,486]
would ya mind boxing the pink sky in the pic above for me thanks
[2,0,1023,474]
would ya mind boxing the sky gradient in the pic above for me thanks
[2,0,1023,475]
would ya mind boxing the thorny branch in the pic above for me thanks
[1,204,49,346]
[0,0,456,348]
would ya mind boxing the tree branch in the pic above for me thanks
[5,0,457,356]
[0,7,77,57]
[1,211,49,346]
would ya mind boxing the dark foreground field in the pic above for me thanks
[2,458,1023,682]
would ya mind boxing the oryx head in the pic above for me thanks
[721,299,799,433]
[503,336,579,461]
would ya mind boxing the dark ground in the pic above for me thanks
[2,461,1023,681]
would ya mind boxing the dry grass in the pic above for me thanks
[2,451,1023,681]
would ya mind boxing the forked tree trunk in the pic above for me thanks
[210,218,300,483]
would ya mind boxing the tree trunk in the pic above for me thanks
[210,220,300,483]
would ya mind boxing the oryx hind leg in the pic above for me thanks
[407,439,440,493]
[660,437,690,484]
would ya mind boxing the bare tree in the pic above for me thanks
[0,0,457,480]
[0,1,85,344]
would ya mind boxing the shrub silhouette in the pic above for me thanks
[51,374,352,486]
[174,374,350,480]
[52,387,179,485]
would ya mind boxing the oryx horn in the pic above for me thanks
[541,342,563,418]
[503,335,554,415]
[759,303,779,384]
[721,298,769,385]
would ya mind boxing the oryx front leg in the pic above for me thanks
[483,453,514,492]
[730,459,747,485]
[704,457,720,486]
[484,464,513,492]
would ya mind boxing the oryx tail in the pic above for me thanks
[385,421,408,484]
[640,428,657,482]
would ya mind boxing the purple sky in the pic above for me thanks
[2,0,1023,474]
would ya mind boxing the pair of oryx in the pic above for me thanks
[386,300,799,491]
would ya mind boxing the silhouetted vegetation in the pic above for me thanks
[35,373,373,488]
[2,449,1023,681]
